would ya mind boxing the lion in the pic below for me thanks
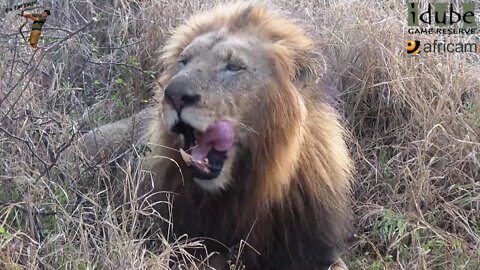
[140,2,353,269]
[83,2,353,270]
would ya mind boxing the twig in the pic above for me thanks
[34,128,79,184]
[45,19,97,51]
[0,126,50,169]
[0,49,39,108]
[88,60,155,79]
[0,201,56,217]
[95,38,148,50]
[1,50,47,123]
[7,43,18,86]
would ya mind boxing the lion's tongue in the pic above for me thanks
[191,121,234,160]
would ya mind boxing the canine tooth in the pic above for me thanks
[180,148,193,165]
[180,148,211,173]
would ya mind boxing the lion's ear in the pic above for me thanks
[294,69,311,88]
[293,58,317,88]
[293,50,325,88]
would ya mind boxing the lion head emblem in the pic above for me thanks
[144,2,353,269]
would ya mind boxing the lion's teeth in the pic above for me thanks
[180,149,211,173]
[180,148,193,165]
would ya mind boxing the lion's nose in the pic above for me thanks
[164,79,201,110]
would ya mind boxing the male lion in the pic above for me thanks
[143,1,353,269]
[84,2,353,270]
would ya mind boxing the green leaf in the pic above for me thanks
[93,79,101,86]
[0,226,5,234]
[115,78,126,86]
[127,55,140,67]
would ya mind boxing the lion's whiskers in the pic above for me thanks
[229,119,258,134]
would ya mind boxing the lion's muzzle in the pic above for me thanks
[161,59,237,188]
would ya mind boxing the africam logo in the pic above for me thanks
[406,39,480,54]
[407,2,477,35]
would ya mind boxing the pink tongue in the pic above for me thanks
[191,121,235,160]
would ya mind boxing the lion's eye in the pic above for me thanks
[225,63,244,72]
[178,58,189,65]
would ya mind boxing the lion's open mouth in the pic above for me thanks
[172,120,234,180]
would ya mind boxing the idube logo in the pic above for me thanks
[407,2,476,35]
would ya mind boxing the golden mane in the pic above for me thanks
[146,2,354,269]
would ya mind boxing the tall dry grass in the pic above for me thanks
[0,0,479,269]
[311,1,480,269]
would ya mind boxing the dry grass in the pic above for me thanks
[1,0,479,269]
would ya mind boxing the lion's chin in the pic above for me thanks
[192,148,235,192]
[171,119,235,191]
[193,169,234,192]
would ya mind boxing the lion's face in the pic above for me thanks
[161,31,276,191]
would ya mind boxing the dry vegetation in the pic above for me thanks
[0,0,479,269]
